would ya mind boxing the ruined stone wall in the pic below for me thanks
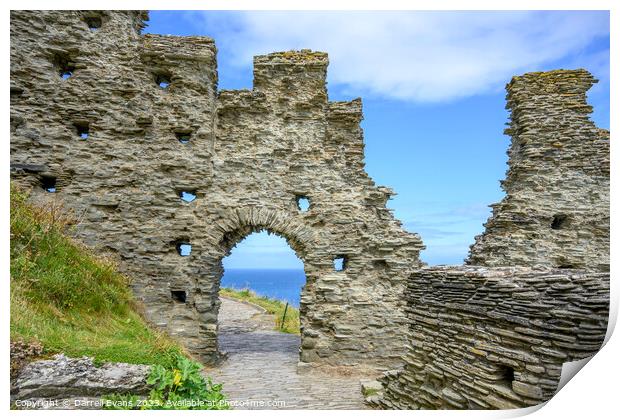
[374,266,609,409]
[10,10,424,368]
[373,70,610,409]
[468,70,610,271]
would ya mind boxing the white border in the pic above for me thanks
[3,1,616,419]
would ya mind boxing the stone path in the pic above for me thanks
[205,297,370,410]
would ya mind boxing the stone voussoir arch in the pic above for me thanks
[210,206,321,358]
[213,206,319,261]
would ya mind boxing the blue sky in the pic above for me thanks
[144,11,610,269]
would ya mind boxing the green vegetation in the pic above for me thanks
[219,287,300,334]
[11,185,228,408]
[10,185,183,368]
[362,387,379,398]
[103,354,229,410]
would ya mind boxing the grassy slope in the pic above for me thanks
[219,287,300,334]
[10,186,183,368]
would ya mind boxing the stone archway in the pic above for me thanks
[207,207,317,362]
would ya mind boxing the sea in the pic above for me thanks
[220,268,306,307]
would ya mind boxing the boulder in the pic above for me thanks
[12,354,150,409]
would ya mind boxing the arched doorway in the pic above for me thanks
[208,225,366,409]
[218,229,306,350]
[195,206,416,370]
[204,208,324,367]
[207,226,370,408]
[221,230,305,308]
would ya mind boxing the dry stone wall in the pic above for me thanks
[373,70,610,409]
[468,70,610,271]
[375,266,609,409]
[10,11,424,368]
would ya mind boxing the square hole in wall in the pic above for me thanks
[498,365,515,388]
[296,195,311,212]
[176,241,192,256]
[551,214,568,230]
[154,72,171,89]
[84,15,102,30]
[175,131,192,144]
[171,290,187,303]
[74,122,89,140]
[53,52,75,80]
[11,86,24,99]
[41,176,56,193]
[179,190,197,203]
[334,256,347,272]
[373,259,388,270]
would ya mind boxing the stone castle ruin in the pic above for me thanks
[467,71,610,271]
[10,11,610,409]
[374,71,610,409]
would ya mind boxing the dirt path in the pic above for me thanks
[205,297,370,410]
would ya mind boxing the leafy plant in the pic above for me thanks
[102,355,229,410]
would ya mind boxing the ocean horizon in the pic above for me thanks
[221,268,306,307]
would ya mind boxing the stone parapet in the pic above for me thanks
[374,266,609,409]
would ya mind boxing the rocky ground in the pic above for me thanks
[205,297,371,409]
[11,355,150,410]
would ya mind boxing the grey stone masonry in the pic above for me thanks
[12,354,150,407]
[468,70,609,271]
[374,266,609,409]
[372,69,609,410]
[10,11,424,368]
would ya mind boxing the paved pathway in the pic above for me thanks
[205,297,370,410]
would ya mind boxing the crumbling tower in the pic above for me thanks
[374,70,610,409]
[468,70,609,271]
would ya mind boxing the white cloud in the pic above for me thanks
[195,10,609,102]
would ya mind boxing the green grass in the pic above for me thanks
[219,287,300,334]
[362,387,379,397]
[10,185,184,368]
